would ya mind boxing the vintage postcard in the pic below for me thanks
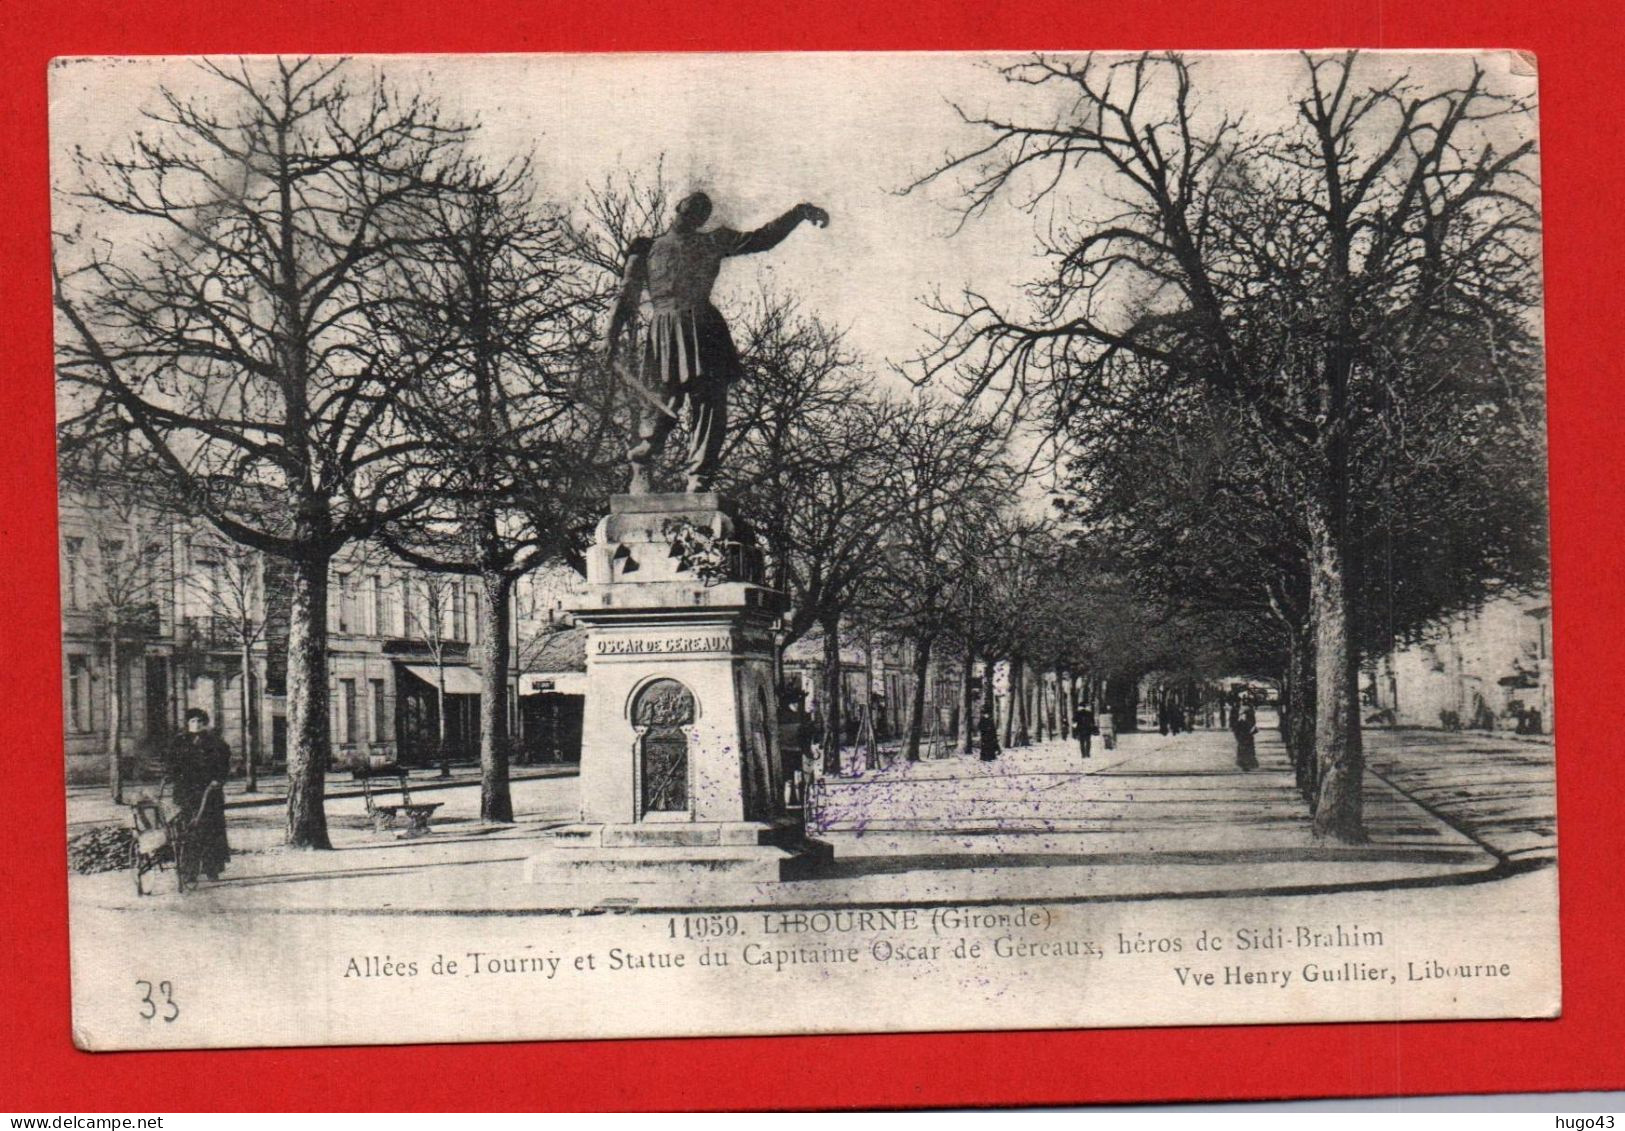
[51,50,1556,1050]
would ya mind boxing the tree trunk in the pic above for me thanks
[1384,652,1399,720]
[1107,673,1136,732]
[960,641,976,755]
[1014,659,1031,746]
[819,612,843,776]
[862,629,878,770]
[1280,658,1293,767]
[241,639,258,792]
[903,634,934,762]
[981,656,998,745]
[477,571,514,823]
[1002,658,1018,747]
[284,554,332,849]
[1308,490,1365,842]
[1285,621,1317,806]
[107,630,123,804]
[1053,671,1064,737]
[436,664,449,778]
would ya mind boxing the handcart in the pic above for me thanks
[129,780,224,896]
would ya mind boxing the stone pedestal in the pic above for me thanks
[524,493,831,885]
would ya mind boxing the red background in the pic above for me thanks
[3,0,1621,1111]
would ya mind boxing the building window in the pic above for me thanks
[67,655,91,732]
[372,576,387,638]
[468,582,480,646]
[450,585,466,642]
[339,678,357,745]
[196,558,221,615]
[63,537,83,609]
[142,540,166,603]
[336,573,352,633]
[370,678,387,743]
[399,576,415,637]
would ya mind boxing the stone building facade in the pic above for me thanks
[1364,593,1553,734]
[59,495,180,784]
[60,494,531,784]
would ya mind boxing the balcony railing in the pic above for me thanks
[62,601,165,640]
[181,614,247,651]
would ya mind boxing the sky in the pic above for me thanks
[49,51,1540,401]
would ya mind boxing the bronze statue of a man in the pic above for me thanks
[606,192,829,494]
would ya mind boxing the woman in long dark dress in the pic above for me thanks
[978,710,1001,762]
[166,708,232,880]
[1231,702,1259,771]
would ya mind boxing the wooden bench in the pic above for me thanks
[351,763,441,837]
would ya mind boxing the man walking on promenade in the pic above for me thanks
[1072,702,1095,760]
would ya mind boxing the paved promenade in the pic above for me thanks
[1364,727,1557,862]
[66,723,1552,914]
[66,761,579,829]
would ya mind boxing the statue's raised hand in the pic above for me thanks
[798,203,830,228]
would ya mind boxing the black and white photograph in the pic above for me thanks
[50,50,1556,1049]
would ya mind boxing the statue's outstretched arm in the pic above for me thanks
[726,203,829,256]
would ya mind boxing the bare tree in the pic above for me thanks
[717,293,904,774]
[386,162,614,821]
[399,569,461,778]
[971,514,1058,748]
[913,52,1540,841]
[862,400,1014,762]
[54,58,479,847]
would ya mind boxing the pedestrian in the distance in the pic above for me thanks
[978,709,1001,762]
[1231,700,1259,771]
[1072,702,1096,760]
[166,707,232,881]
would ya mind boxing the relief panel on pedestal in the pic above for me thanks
[631,677,695,817]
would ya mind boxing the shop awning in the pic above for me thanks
[402,663,484,695]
